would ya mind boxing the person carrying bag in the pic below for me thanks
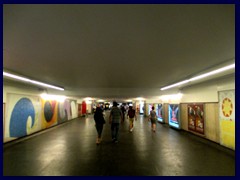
[149,106,157,132]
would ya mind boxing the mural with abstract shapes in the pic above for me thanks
[41,99,58,128]
[57,101,68,124]
[188,104,204,134]
[5,94,41,141]
[64,100,71,120]
[70,100,77,119]
[219,90,235,150]
[4,93,78,143]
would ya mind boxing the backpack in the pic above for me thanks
[128,109,135,118]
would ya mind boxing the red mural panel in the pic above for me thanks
[188,103,204,134]
[82,101,86,114]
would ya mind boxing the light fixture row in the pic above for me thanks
[3,63,235,96]
[3,72,64,91]
[160,63,235,91]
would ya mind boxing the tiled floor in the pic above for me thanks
[3,111,235,176]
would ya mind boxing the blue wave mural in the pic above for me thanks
[9,98,35,137]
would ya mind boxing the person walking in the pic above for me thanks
[109,101,123,143]
[94,107,106,144]
[149,106,157,132]
[127,106,137,132]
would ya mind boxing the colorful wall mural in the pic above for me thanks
[4,93,78,143]
[41,99,58,129]
[58,101,68,123]
[64,100,71,120]
[70,100,77,119]
[5,94,41,141]
[219,90,235,150]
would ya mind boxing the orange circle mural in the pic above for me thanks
[222,98,233,117]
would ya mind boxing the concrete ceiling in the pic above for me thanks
[3,4,235,101]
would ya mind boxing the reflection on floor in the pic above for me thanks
[3,112,235,176]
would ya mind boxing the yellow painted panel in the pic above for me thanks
[222,134,235,149]
[220,120,235,149]
[221,120,235,133]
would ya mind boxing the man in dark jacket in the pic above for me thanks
[109,101,123,143]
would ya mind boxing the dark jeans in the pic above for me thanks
[95,124,103,138]
[111,123,120,141]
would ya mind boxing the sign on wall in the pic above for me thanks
[219,90,235,150]
[188,103,204,134]
[157,103,164,123]
[168,104,180,129]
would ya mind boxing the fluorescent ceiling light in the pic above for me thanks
[84,97,93,101]
[160,63,235,91]
[41,93,66,102]
[136,97,145,101]
[160,80,190,91]
[97,99,104,102]
[3,72,64,91]
[159,93,183,101]
[189,64,235,81]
